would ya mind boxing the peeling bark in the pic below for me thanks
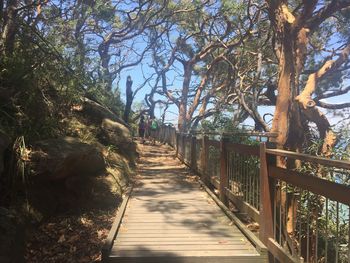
[296,42,350,109]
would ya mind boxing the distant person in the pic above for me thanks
[150,117,158,145]
[138,114,145,143]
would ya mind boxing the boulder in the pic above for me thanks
[0,131,10,176]
[100,119,136,160]
[29,137,105,180]
[73,97,136,161]
[79,98,128,128]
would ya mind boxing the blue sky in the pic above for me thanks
[118,61,350,130]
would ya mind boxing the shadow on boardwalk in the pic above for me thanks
[107,141,264,263]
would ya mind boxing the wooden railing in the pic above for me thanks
[155,127,350,263]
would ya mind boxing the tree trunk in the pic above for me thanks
[271,38,304,152]
[178,63,192,132]
[123,76,133,123]
[98,43,113,91]
[1,0,18,56]
[269,3,306,257]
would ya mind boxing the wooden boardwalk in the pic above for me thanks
[104,142,267,263]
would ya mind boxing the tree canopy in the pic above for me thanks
[1,0,350,151]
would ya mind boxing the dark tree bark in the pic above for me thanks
[123,75,133,123]
[1,0,18,56]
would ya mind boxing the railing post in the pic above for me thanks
[201,134,209,184]
[175,132,179,157]
[165,127,169,144]
[220,137,229,206]
[191,134,197,172]
[181,133,185,162]
[259,142,275,246]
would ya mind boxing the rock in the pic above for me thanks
[79,98,128,128]
[29,137,105,180]
[100,119,136,160]
[73,97,136,161]
[0,207,25,263]
[0,131,10,176]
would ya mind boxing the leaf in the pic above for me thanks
[58,234,65,243]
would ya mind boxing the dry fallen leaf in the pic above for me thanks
[58,234,65,243]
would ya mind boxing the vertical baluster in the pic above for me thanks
[227,151,230,191]
[234,152,236,193]
[191,135,196,172]
[273,178,277,240]
[298,189,302,259]
[219,137,228,205]
[243,155,247,202]
[325,198,329,263]
[291,186,295,257]
[201,135,208,184]
[348,206,350,263]
[336,201,339,263]
[257,158,260,210]
[315,199,318,263]
[253,159,257,208]
[279,181,282,245]
[247,156,251,204]
[240,154,243,197]
[306,191,310,262]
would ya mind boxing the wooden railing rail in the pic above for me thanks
[154,126,350,263]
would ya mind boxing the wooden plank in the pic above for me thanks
[107,141,267,263]
[266,148,350,169]
[102,187,132,261]
[124,211,227,216]
[107,256,264,263]
[117,229,241,235]
[267,238,301,263]
[126,208,222,213]
[111,249,260,257]
[113,244,255,251]
[199,180,268,255]
[114,239,250,244]
[116,234,245,240]
[226,143,259,156]
[121,218,228,224]
[269,165,350,205]
[115,238,249,243]
[225,188,260,223]
[117,226,242,232]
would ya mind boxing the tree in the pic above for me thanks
[266,0,350,154]
[264,2,350,259]
[123,75,133,123]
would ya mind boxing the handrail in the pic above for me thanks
[154,127,350,263]
[266,148,350,169]
[183,130,278,137]
[269,165,350,205]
